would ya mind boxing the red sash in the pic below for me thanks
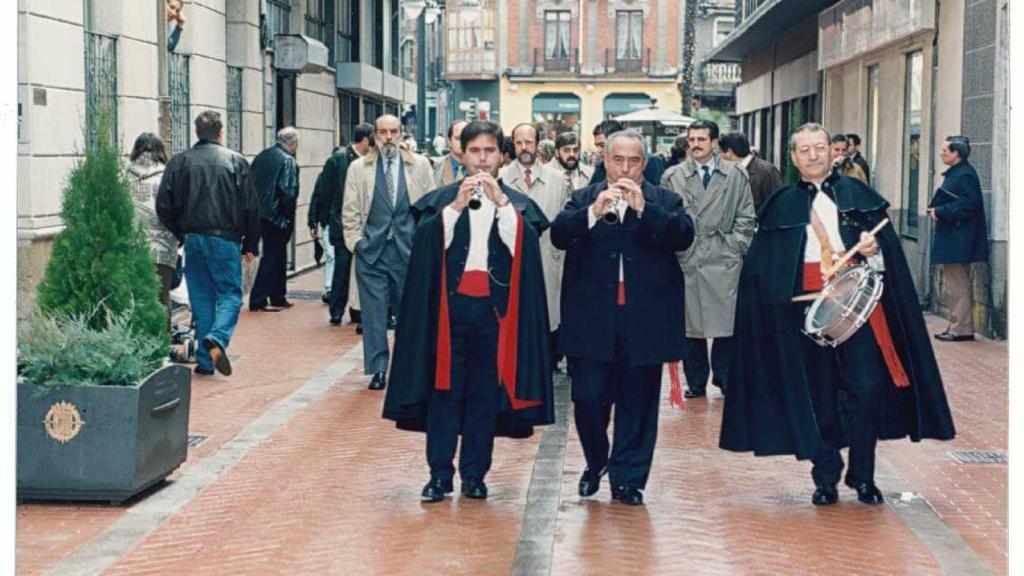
[434,213,542,409]
[803,263,910,388]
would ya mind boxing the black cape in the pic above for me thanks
[383,182,554,439]
[720,174,956,460]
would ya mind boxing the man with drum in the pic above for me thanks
[719,123,955,506]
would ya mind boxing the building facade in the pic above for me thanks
[17,0,418,316]
[498,0,685,153]
[692,0,741,115]
[709,0,1008,338]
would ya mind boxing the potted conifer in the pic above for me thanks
[17,113,192,504]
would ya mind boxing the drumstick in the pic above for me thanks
[792,292,821,302]
[822,218,890,278]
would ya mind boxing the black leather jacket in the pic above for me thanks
[252,144,300,231]
[156,140,261,255]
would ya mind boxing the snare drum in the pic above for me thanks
[803,265,884,348]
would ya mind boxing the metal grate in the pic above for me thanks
[168,53,191,154]
[84,32,118,151]
[187,435,209,448]
[285,289,326,301]
[226,66,243,152]
[949,451,1007,464]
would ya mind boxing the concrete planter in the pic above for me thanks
[17,364,192,504]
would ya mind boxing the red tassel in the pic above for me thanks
[668,362,685,410]
[434,229,452,390]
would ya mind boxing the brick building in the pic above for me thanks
[499,0,685,153]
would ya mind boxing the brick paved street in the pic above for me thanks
[17,271,1008,575]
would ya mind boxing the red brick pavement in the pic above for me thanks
[16,271,1008,575]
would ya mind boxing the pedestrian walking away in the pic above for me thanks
[718,130,781,214]
[661,120,755,398]
[128,132,177,335]
[500,123,568,372]
[553,129,695,506]
[720,123,956,506]
[928,135,988,342]
[384,120,554,503]
[156,110,260,377]
[249,127,301,312]
[343,114,436,391]
[320,122,374,325]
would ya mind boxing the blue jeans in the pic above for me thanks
[184,234,243,371]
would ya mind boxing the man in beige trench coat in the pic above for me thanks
[500,122,566,371]
[661,120,755,398]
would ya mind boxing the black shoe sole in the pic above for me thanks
[203,339,232,376]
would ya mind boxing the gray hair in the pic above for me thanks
[605,129,649,159]
[789,122,830,150]
[277,126,300,146]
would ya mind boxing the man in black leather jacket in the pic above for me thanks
[157,110,260,377]
[248,127,300,312]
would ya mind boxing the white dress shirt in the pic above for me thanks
[805,183,884,271]
[586,198,633,281]
[441,195,519,270]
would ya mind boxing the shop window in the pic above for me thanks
[901,51,923,239]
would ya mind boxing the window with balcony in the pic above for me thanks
[266,0,291,47]
[544,11,571,71]
[305,0,326,42]
[335,0,358,63]
[615,10,642,72]
[713,17,734,47]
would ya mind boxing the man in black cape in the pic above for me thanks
[720,123,955,506]
[383,121,554,503]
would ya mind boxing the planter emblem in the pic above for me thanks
[43,401,85,444]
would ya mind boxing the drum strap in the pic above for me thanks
[808,208,836,277]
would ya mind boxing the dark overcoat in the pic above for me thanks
[930,160,988,265]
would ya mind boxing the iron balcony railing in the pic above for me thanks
[226,66,243,152]
[168,53,191,154]
[84,32,117,151]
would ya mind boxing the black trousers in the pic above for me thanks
[328,242,353,320]
[682,336,733,392]
[809,323,887,487]
[249,220,291,309]
[572,307,663,490]
[426,294,500,483]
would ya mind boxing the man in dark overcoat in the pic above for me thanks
[553,129,695,506]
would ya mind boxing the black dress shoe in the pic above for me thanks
[355,324,364,335]
[203,338,232,376]
[812,484,839,506]
[329,316,342,326]
[194,366,215,376]
[845,479,884,505]
[934,332,974,342]
[611,486,644,505]
[683,388,706,399]
[578,467,606,497]
[271,300,294,309]
[421,478,454,503]
[368,372,386,390]
[321,291,331,304]
[462,478,488,499]
[250,304,283,312]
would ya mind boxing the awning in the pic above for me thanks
[532,93,581,114]
[703,0,837,62]
[603,93,652,115]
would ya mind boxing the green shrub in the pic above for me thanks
[35,110,168,344]
[18,305,167,389]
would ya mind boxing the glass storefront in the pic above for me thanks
[532,93,581,140]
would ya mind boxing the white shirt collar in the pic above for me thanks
[696,155,717,173]
[740,155,754,170]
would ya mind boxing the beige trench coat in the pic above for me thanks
[661,156,755,338]
[500,161,570,331]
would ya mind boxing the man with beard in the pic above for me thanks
[554,131,593,192]
[500,123,566,372]
[385,120,553,502]
[720,123,955,506]
[343,115,436,390]
[433,120,469,186]
[553,130,694,505]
